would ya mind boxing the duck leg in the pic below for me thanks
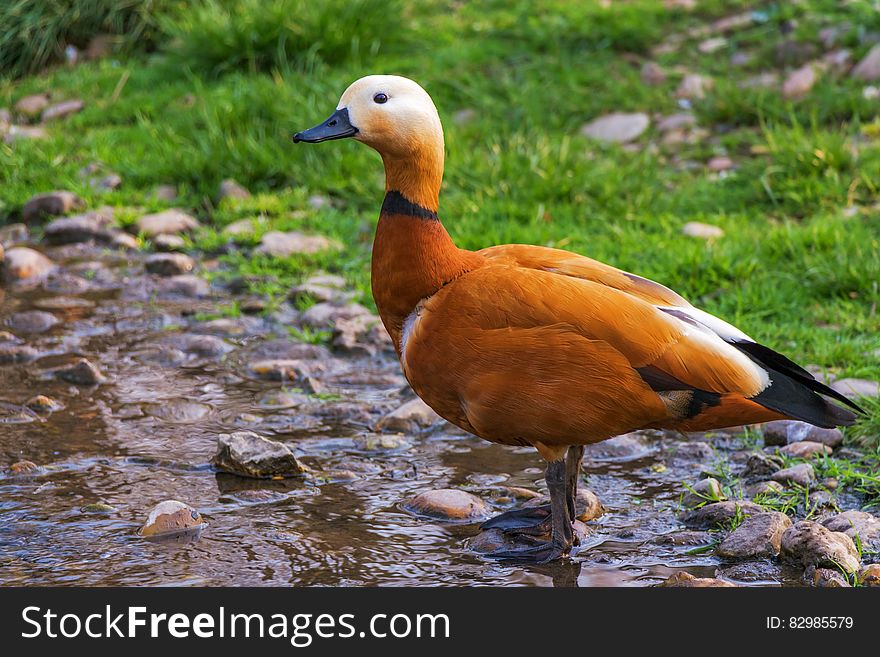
[487,458,573,563]
[480,444,584,537]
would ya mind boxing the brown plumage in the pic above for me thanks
[294,75,862,562]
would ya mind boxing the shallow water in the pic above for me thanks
[0,242,800,587]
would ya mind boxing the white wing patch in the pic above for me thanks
[400,299,425,371]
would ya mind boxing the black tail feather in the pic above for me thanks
[733,341,865,428]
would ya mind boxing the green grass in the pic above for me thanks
[1,0,878,444]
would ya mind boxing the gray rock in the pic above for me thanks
[152,234,186,251]
[717,511,792,558]
[716,561,782,584]
[156,274,210,298]
[761,419,843,447]
[808,567,852,587]
[682,477,726,507]
[248,358,320,382]
[656,112,696,133]
[4,125,48,143]
[14,93,50,118]
[743,480,784,497]
[332,313,392,355]
[859,564,880,586]
[779,441,833,458]
[256,231,340,257]
[222,218,258,237]
[780,520,860,573]
[22,191,84,223]
[213,431,305,478]
[145,253,195,276]
[0,223,28,247]
[134,209,200,237]
[6,310,59,334]
[289,273,352,304]
[585,433,651,462]
[676,74,713,99]
[821,510,880,554]
[852,44,880,81]
[54,358,106,385]
[640,61,667,85]
[782,63,818,99]
[830,378,878,399]
[300,302,371,329]
[744,452,784,478]
[680,500,762,529]
[375,397,442,433]
[404,489,489,521]
[581,112,650,143]
[771,463,815,487]
[41,99,84,122]
[218,178,251,200]
[0,344,39,364]
[43,210,117,245]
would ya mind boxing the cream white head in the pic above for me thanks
[293,75,445,211]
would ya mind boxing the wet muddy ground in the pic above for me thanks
[0,238,873,587]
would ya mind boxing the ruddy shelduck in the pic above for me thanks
[294,75,863,563]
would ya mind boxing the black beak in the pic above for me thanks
[292,107,358,143]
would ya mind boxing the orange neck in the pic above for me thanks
[379,137,444,212]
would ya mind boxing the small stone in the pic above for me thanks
[288,274,351,304]
[0,344,39,364]
[145,252,195,276]
[744,480,784,497]
[138,500,205,537]
[761,420,843,448]
[780,520,860,573]
[581,112,650,143]
[354,434,409,451]
[771,463,815,487]
[682,477,726,507]
[404,489,489,521]
[43,210,117,245]
[218,178,251,200]
[852,44,880,81]
[22,191,84,223]
[821,511,880,554]
[779,441,833,458]
[41,99,84,122]
[4,125,48,143]
[89,173,122,191]
[656,112,696,133]
[573,488,605,522]
[823,49,853,74]
[707,156,734,172]
[54,358,106,385]
[332,313,392,355]
[682,221,724,240]
[80,502,116,513]
[25,395,63,412]
[0,223,28,247]
[9,460,40,474]
[640,61,667,85]
[864,86,880,100]
[680,500,762,529]
[213,431,305,478]
[859,564,880,586]
[658,572,736,587]
[830,378,878,399]
[782,64,818,99]
[152,234,186,251]
[676,74,713,99]
[157,275,210,298]
[256,231,340,257]
[152,184,178,201]
[6,310,59,334]
[810,567,852,587]
[376,397,442,433]
[134,209,200,237]
[698,37,727,54]
[248,359,314,382]
[740,72,781,89]
[222,218,258,236]
[14,93,50,118]
[717,511,792,559]
[585,433,651,461]
[730,52,752,67]
[300,302,371,329]
[744,451,785,478]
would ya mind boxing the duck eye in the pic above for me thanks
[373,93,389,104]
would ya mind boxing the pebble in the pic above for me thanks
[580,112,650,143]
[152,234,186,251]
[680,500,762,529]
[779,441,833,458]
[526,488,605,522]
[89,173,122,191]
[585,433,651,462]
[300,302,371,329]
[782,64,818,99]
[288,274,351,304]
[770,463,815,487]
[743,480,784,498]
[354,434,409,451]
[6,310,59,334]
[4,125,48,143]
[404,489,489,521]
[218,178,251,200]
[809,567,851,587]
[698,37,727,54]
[138,500,206,538]
[25,395,63,412]
[761,419,843,447]
[682,221,723,240]
[675,74,713,99]
[717,511,792,559]
[0,344,39,364]
[658,572,736,587]
[213,431,305,478]
[54,358,106,385]
[22,191,84,223]
[829,377,878,399]
[707,156,734,172]
[640,61,667,85]
[41,99,84,122]
[80,502,116,513]
[14,93,50,118]
[682,477,726,507]
[152,184,178,201]
[157,274,210,298]
[375,397,441,433]
[256,231,341,257]
[859,564,880,586]
[43,210,117,245]
[852,43,880,81]
[9,460,41,474]
[134,209,200,237]
[780,520,860,573]
[222,218,258,236]
[248,359,316,382]
[821,510,880,553]
[656,112,696,133]
[0,223,29,247]
[145,252,195,276]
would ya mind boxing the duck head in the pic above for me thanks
[293,75,445,212]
